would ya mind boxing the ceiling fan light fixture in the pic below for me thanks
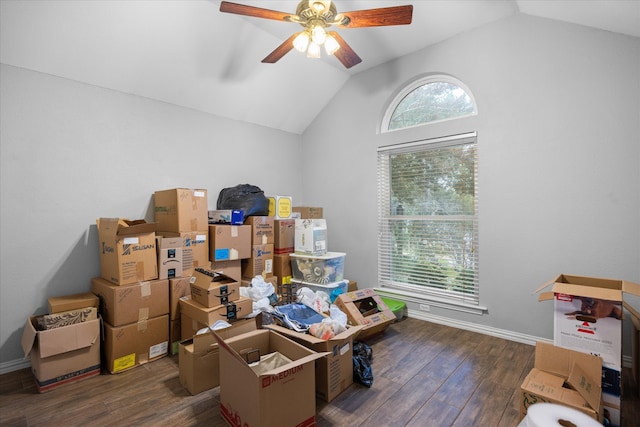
[307,42,321,58]
[311,25,326,45]
[324,34,340,55]
[293,31,310,52]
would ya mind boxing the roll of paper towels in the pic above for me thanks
[518,403,601,427]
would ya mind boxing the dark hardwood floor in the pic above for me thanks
[1,318,638,426]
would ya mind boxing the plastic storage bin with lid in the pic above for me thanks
[290,252,345,285]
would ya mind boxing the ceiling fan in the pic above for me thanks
[219,1,413,69]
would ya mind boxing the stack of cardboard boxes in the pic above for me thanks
[154,188,210,352]
[241,216,276,286]
[93,217,170,374]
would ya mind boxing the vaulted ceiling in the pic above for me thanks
[1,1,638,134]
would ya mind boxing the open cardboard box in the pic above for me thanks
[213,328,327,427]
[21,316,101,392]
[520,341,603,422]
[264,323,364,402]
[178,318,257,395]
[96,218,158,285]
[189,269,240,308]
[335,288,395,339]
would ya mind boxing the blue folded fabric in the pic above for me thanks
[272,303,325,332]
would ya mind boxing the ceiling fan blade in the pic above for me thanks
[338,5,413,28]
[262,33,299,64]
[327,31,361,69]
[220,1,293,21]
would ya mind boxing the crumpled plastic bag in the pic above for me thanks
[296,287,330,313]
[353,341,374,387]
[308,304,348,340]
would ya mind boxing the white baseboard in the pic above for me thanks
[407,309,634,368]
[0,358,30,375]
[407,309,549,346]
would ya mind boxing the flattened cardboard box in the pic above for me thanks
[208,224,251,261]
[178,318,257,395]
[336,288,395,339]
[213,329,327,427]
[103,314,169,374]
[154,188,208,232]
[96,218,158,285]
[91,277,169,327]
[189,269,240,308]
[265,323,364,402]
[21,316,101,392]
[48,292,99,314]
[520,341,602,422]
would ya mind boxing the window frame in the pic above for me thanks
[377,74,485,315]
[381,74,478,133]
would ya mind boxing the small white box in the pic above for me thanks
[294,219,327,256]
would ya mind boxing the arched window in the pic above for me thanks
[382,75,477,132]
[377,75,483,313]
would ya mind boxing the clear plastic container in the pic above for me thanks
[289,252,345,285]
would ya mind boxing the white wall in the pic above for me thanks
[0,64,303,369]
[302,14,640,344]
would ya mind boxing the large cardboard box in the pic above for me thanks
[294,218,327,256]
[241,244,274,279]
[156,235,183,280]
[520,341,602,422]
[91,277,169,327]
[178,319,257,395]
[244,215,274,245]
[189,269,240,308]
[335,288,395,339]
[154,188,208,232]
[209,224,251,261]
[274,219,295,254]
[265,324,364,402]
[159,230,209,276]
[21,316,101,392]
[103,314,169,374]
[535,274,640,426]
[213,328,327,427]
[292,206,323,219]
[47,292,99,314]
[96,218,158,285]
[211,259,242,282]
[179,295,254,339]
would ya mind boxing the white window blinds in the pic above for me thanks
[377,132,479,306]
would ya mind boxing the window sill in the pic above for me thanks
[373,287,487,316]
